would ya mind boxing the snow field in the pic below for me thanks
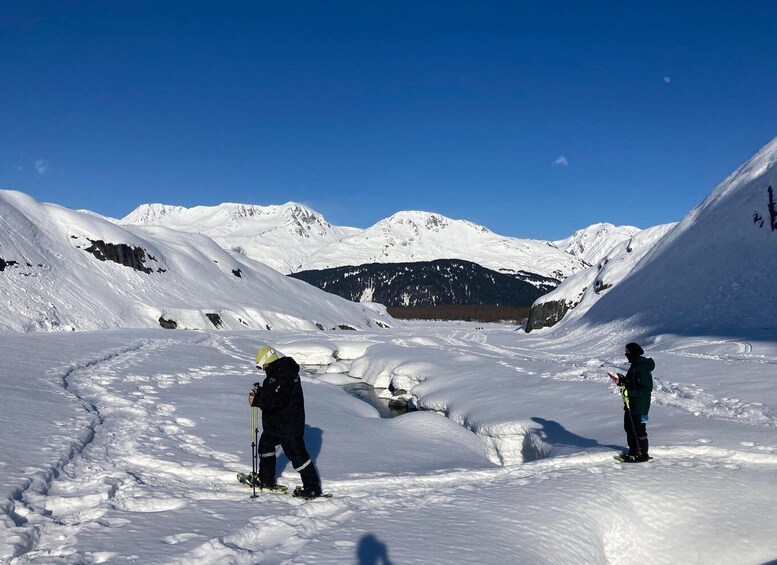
[2,325,777,563]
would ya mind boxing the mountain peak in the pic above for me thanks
[553,223,641,266]
[381,210,490,235]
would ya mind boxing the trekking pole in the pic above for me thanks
[250,406,259,498]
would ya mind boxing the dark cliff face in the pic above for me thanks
[525,299,575,332]
[83,240,158,274]
[289,259,557,308]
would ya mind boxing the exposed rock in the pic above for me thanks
[159,316,177,329]
[525,299,577,332]
[205,313,223,329]
[388,397,409,410]
[84,240,156,274]
[1,257,14,271]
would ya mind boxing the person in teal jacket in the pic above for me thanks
[608,342,655,462]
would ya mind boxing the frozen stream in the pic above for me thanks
[341,382,415,418]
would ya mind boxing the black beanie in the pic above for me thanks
[625,342,644,356]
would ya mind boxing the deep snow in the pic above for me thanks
[2,324,776,564]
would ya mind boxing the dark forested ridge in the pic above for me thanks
[289,259,557,309]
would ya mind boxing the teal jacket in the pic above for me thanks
[619,356,655,415]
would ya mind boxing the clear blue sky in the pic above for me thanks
[2,1,776,240]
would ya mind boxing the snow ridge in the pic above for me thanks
[122,204,590,280]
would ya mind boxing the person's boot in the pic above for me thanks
[637,436,650,461]
[293,485,323,499]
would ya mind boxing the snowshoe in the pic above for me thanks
[613,453,652,463]
[236,472,288,493]
[292,486,331,500]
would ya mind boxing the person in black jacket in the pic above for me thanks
[608,342,655,463]
[249,345,322,498]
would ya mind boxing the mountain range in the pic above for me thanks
[6,136,775,335]
[120,204,641,313]
[121,206,631,282]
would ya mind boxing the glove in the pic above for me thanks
[248,383,262,406]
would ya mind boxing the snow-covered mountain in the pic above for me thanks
[0,190,392,332]
[122,202,359,274]
[552,222,641,266]
[123,206,589,282]
[298,211,588,280]
[527,223,675,330]
[561,137,777,336]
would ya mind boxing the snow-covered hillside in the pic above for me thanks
[123,205,589,281]
[0,190,392,332]
[121,202,359,274]
[552,222,642,265]
[570,137,777,336]
[527,223,676,331]
[300,211,588,280]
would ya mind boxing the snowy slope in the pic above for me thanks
[121,202,359,274]
[301,211,588,280]
[552,222,642,266]
[0,190,392,332]
[527,223,676,330]
[572,137,777,335]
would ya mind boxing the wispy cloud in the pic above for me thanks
[553,155,568,167]
[35,159,49,175]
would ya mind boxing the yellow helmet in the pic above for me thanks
[255,345,284,368]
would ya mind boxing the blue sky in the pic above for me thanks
[2,1,776,240]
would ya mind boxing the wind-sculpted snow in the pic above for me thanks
[2,326,777,563]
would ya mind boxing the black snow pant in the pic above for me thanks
[623,406,649,457]
[258,431,320,490]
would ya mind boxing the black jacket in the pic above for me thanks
[252,356,306,437]
[619,356,655,415]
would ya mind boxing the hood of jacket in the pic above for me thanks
[633,356,655,372]
[266,355,300,376]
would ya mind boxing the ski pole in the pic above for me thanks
[250,406,258,498]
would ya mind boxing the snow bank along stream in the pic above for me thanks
[297,336,552,466]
